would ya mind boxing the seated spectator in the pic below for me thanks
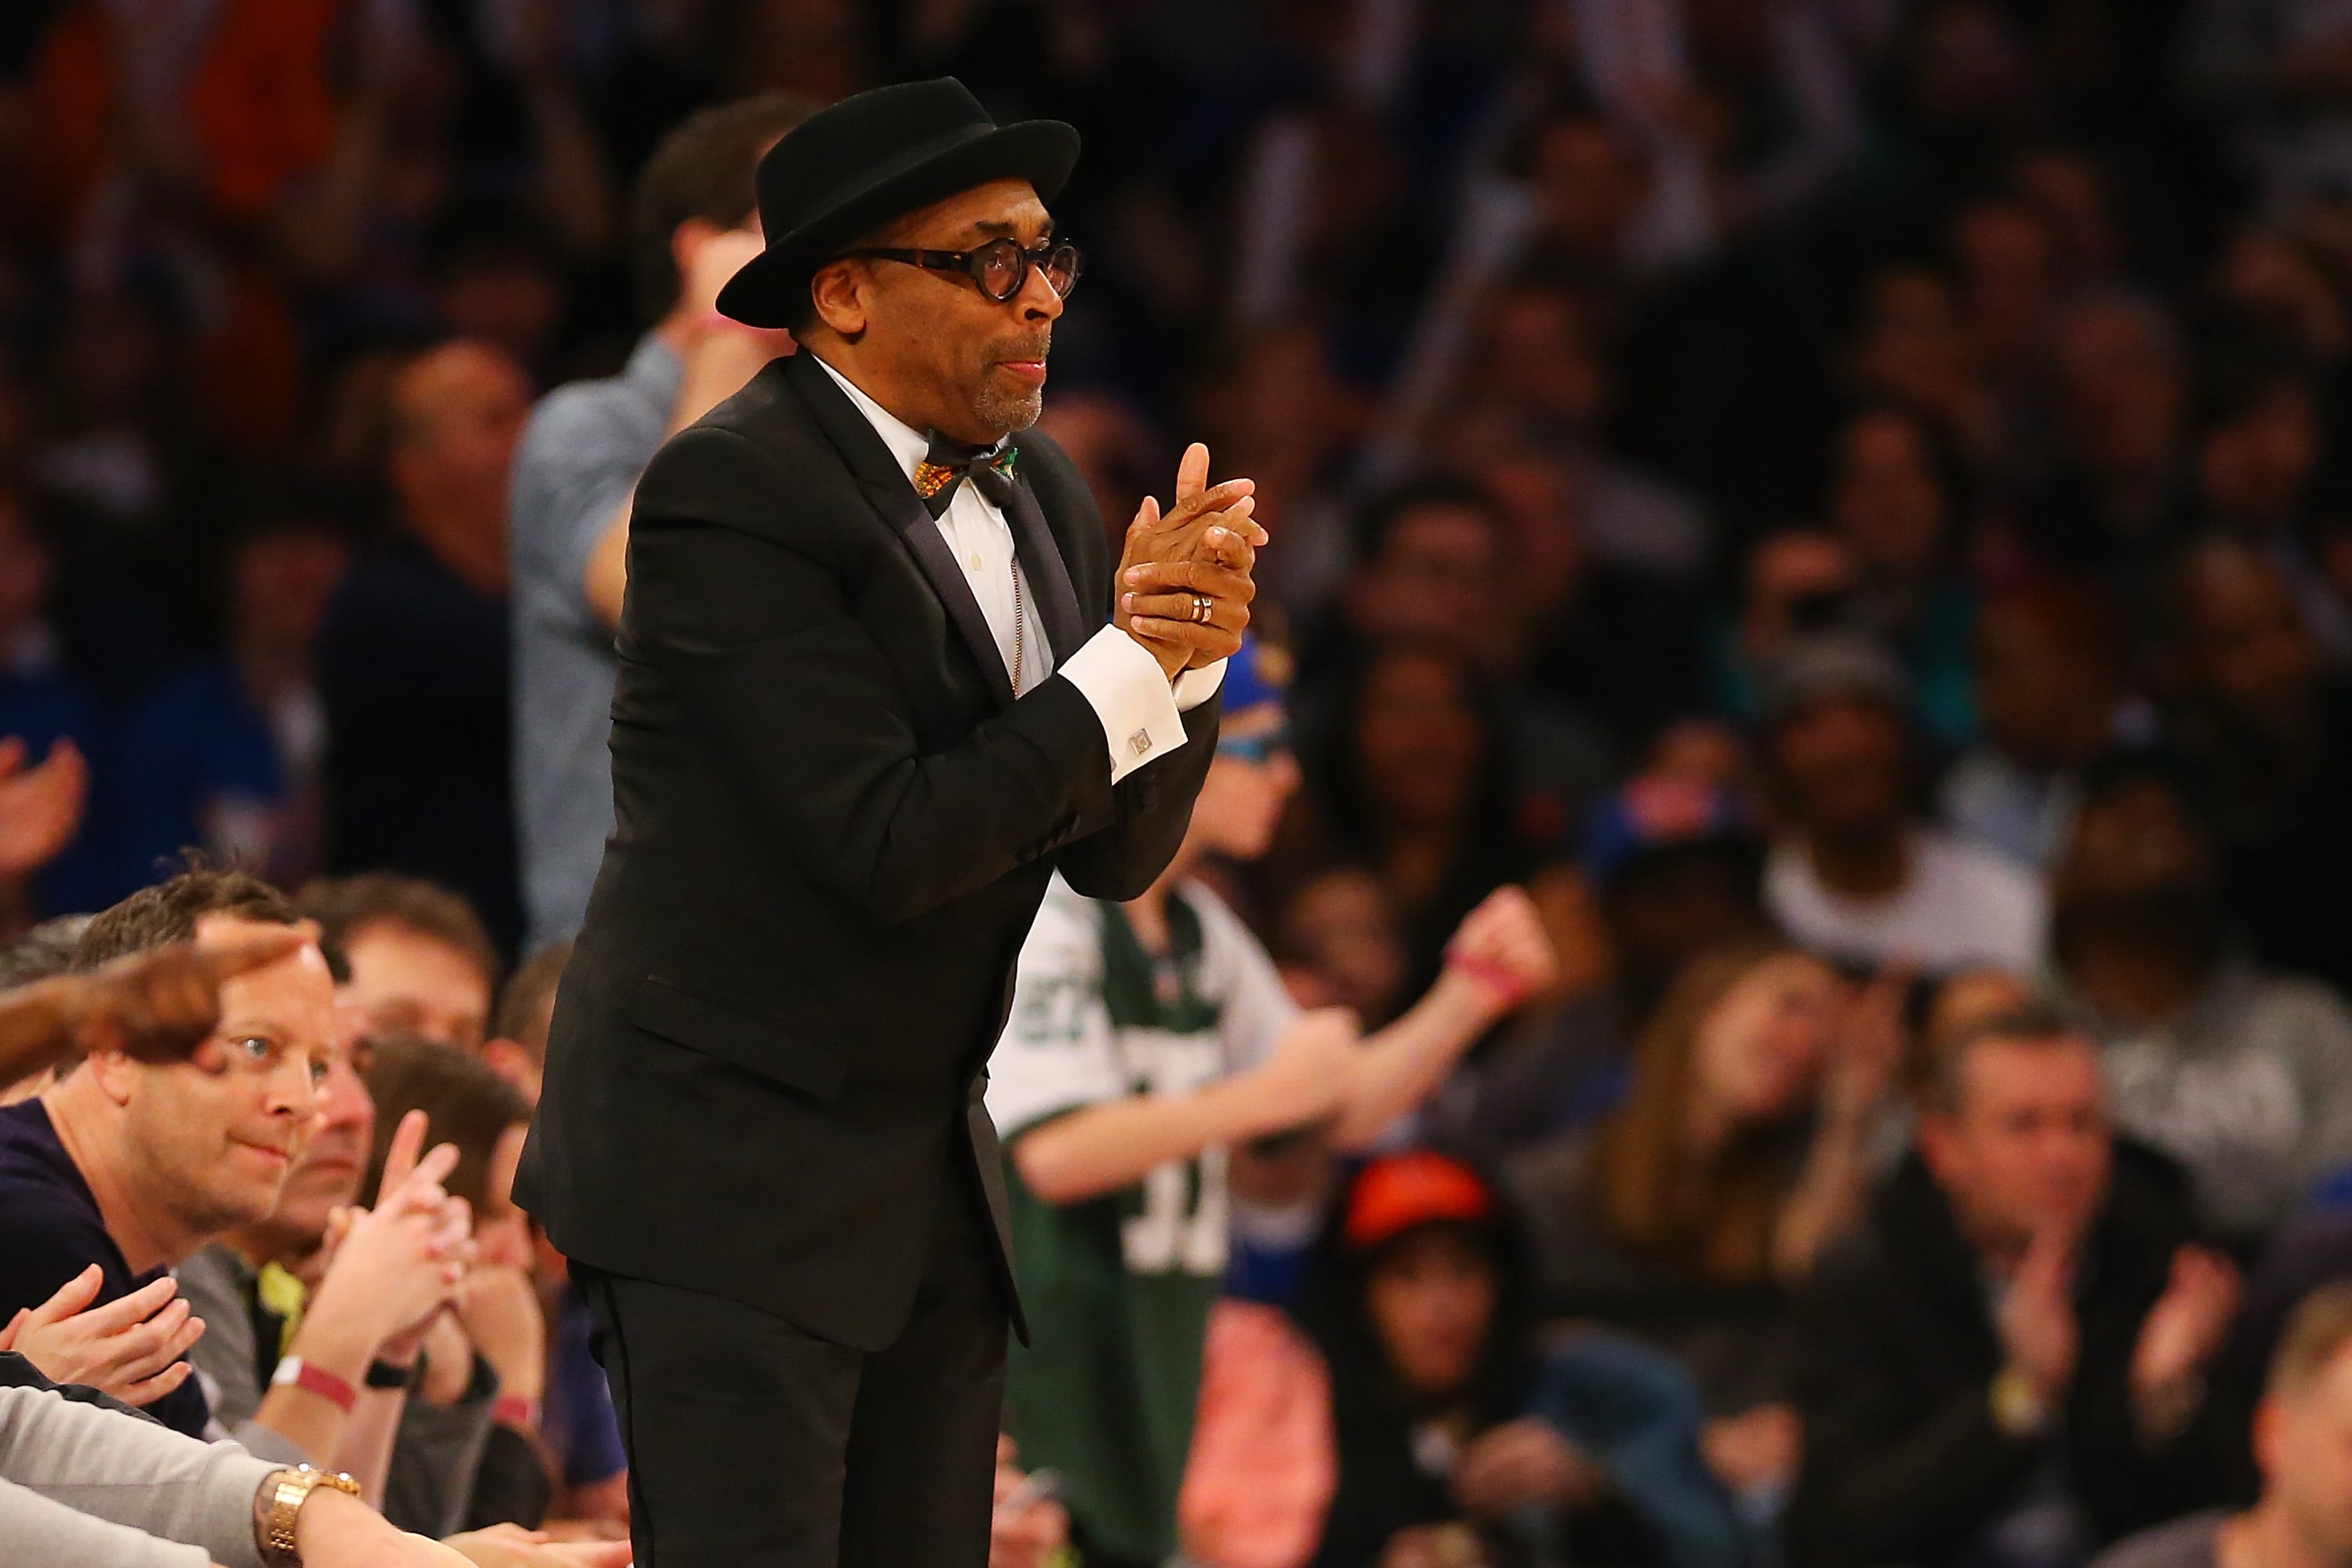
[1294,480,1619,836]
[1940,583,2144,871]
[2046,750,2352,1243]
[1508,942,1903,1508]
[1785,1008,2241,1568]
[2159,537,2352,996]
[1275,867,1410,1024]
[361,1033,549,1535]
[1823,404,1979,751]
[1472,442,1715,753]
[0,865,331,1439]
[1287,640,1599,1000]
[112,510,347,893]
[176,1033,492,1531]
[322,339,532,953]
[483,938,571,1106]
[2093,1281,2352,1568]
[992,640,1559,1568]
[1762,633,2047,974]
[2191,368,2352,666]
[1431,774,1773,1157]
[301,873,501,1051]
[1186,1151,1746,1568]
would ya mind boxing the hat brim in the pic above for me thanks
[717,118,1080,328]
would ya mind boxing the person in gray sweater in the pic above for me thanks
[0,1370,472,1567]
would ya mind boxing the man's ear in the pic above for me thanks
[808,259,872,339]
[80,1047,140,1108]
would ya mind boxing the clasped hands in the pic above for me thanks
[1113,442,1263,681]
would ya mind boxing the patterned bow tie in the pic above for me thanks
[913,431,1019,518]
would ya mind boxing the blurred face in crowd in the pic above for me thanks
[1530,118,1648,263]
[1353,648,1486,836]
[231,525,350,663]
[1972,590,2118,771]
[1478,450,1588,619]
[1834,410,1947,582]
[1953,201,2052,361]
[342,918,495,1051]
[1849,268,1975,412]
[77,917,336,1250]
[1475,287,1605,433]
[807,178,1063,446]
[2176,546,2322,741]
[1281,869,1408,1024]
[1192,704,1301,862]
[1691,951,1838,1127]
[1347,503,1508,666]
[1606,848,1769,1001]
[474,1122,535,1272]
[0,494,51,649]
[2258,1341,2352,1565]
[1365,1225,1499,1399]
[386,341,531,593]
[2200,384,2319,529]
[257,1008,377,1250]
[2053,775,2220,960]
[1922,1033,2111,1256]
[2055,299,2184,479]
[1772,696,1911,848]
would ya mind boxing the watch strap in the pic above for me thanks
[364,1357,420,1391]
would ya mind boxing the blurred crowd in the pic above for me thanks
[8,1,2352,1566]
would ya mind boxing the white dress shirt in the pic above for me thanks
[814,356,1222,783]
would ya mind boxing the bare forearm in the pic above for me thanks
[1014,1078,1289,1204]
[1328,973,1501,1151]
[250,1306,379,1465]
[1774,1114,1875,1282]
[330,1392,404,1508]
[0,975,79,1083]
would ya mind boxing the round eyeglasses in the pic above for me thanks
[841,238,1084,304]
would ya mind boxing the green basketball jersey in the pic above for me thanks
[989,875,1298,1565]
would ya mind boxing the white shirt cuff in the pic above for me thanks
[1056,626,1189,786]
[1173,659,1226,713]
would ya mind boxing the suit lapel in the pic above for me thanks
[785,354,1015,708]
[1002,475,1088,666]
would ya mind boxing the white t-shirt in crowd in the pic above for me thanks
[1764,827,2047,976]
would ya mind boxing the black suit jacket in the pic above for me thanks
[515,351,1217,1351]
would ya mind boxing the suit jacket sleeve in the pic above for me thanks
[1054,692,1218,902]
[628,424,1189,927]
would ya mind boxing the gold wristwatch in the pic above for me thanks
[256,1465,363,1565]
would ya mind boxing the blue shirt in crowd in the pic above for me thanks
[508,335,681,953]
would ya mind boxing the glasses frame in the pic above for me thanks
[841,238,1085,303]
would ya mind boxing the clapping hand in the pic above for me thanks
[0,1266,205,1406]
[0,735,88,880]
[1442,886,1558,1015]
[2130,1246,2240,1438]
[1116,444,1265,677]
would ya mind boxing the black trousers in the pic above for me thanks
[579,1181,1009,1568]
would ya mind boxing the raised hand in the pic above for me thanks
[1450,1418,1605,1515]
[2131,1246,2241,1436]
[5,1266,205,1405]
[1442,886,1558,1014]
[309,1110,473,1359]
[0,735,89,879]
[1113,443,1266,676]
[1998,1225,2080,1404]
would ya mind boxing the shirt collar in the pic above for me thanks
[810,354,931,485]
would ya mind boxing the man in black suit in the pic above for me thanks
[515,79,1261,1568]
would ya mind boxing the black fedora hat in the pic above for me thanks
[717,78,1079,328]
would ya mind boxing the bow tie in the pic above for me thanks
[913,432,1019,518]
